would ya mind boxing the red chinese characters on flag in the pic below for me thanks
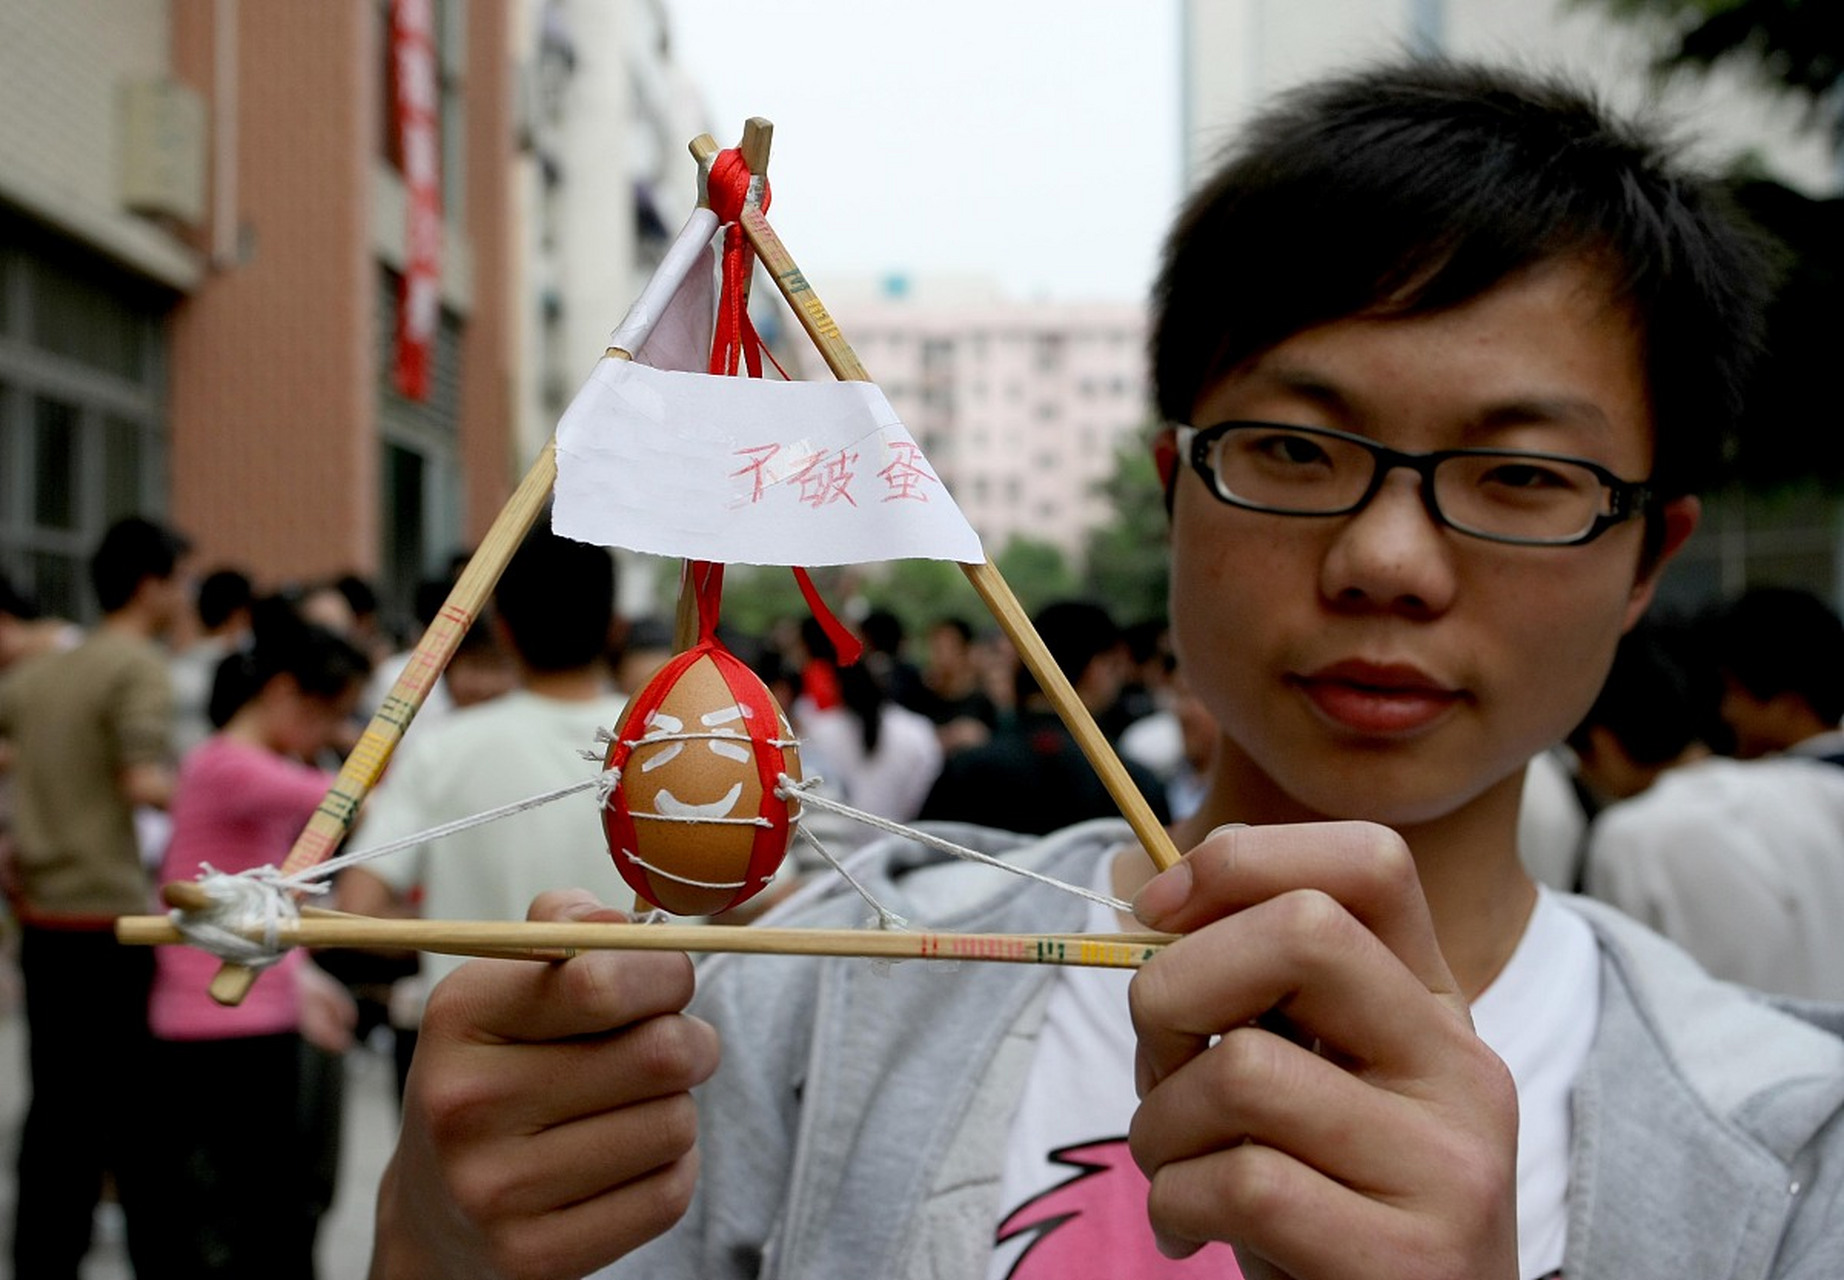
[392,0,442,401]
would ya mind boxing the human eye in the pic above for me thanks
[1236,427,1335,471]
[1476,457,1590,495]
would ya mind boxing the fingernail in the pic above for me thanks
[1133,860,1193,928]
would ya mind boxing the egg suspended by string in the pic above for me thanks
[602,638,802,916]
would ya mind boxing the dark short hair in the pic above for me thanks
[859,608,905,656]
[209,597,372,727]
[1567,619,1712,764]
[333,572,379,620]
[196,568,254,631]
[493,526,615,673]
[929,615,975,645]
[1153,58,1770,506]
[89,516,191,613]
[1706,586,1844,725]
[1018,599,1121,703]
[0,572,39,621]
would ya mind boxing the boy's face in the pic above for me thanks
[1166,255,1697,829]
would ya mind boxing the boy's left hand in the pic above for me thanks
[1127,821,1520,1280]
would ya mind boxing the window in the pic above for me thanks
[0,218,168,621]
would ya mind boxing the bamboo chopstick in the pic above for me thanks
[117,913,1172,970]
[728,199,1183,873]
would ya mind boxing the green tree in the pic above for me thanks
[994,536,1078,618]
[1081,434,1171,628]
[858,557,984,641]
[707,563,814,642]
[1590,2,1842,91]
[1589,0,1843,132]
[1589,0,1844,490]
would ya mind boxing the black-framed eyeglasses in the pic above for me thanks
[1174,421,1654,548]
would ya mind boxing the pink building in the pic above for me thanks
[830,282,1150,563]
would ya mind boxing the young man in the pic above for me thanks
[369,61,1844,1279]
[336,525,633,992]
[0,514,191,1277]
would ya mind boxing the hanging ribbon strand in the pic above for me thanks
[701,145,860,665]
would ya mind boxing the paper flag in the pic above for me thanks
[607,208,718,373]
[552,358,985,567]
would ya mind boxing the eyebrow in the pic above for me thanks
[1252,365,1616,439]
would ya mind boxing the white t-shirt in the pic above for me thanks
[991,859,1598,1280]
[359,688,632,988]
[795,700,944,824]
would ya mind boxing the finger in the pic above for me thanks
[1129,1024,1412,1192]
[1131,887,1473,1091]
[449,1089,703,1220]
[471,1151,703,1280]
[422,939,700,1048]
[527,887,628,925]
[413,1008,720,1139]
[1134,821,1463,1009]
[1147,1137,1516,1277]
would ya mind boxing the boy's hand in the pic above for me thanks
[1127,822,1519,1280]
[371,891,720,1280]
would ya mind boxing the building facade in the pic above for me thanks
[512,0,709,615]
[0,0,515,630]
[831,278,1149,564]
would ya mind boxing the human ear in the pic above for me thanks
[1623,495,1700,629]
[1152,429,1179,508]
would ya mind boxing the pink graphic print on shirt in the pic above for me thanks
[996,1139,1244,1278]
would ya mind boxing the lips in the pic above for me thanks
[1292,659,1464,736]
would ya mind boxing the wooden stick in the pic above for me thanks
[733,203,1183,873]
[118,914,1172,970]
[204,439,565,1007]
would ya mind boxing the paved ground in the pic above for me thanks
[0,949,396,1280]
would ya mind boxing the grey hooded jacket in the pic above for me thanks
[602,819,1844,1279]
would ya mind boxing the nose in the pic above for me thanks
[1318,468,1458,616]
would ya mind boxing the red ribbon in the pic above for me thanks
[701,150,860,667]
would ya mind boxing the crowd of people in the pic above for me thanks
[4,50,1844,1280]
[0,508,1193,1276]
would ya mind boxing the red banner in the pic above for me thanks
[392,0,442,401]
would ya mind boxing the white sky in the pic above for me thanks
[666,0,1184,303]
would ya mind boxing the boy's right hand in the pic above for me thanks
[370,891,720,1280]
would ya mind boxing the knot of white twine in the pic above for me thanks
[166,865,318,969]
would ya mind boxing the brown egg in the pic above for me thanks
[602,643,802,915]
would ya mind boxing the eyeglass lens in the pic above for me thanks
[1207,424,1613,542]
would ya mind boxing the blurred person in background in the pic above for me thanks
[168,567,254,758]
[910,614,1000,755]
[0,573,82,673]
[142,600,369,1279]
[920,599,1169,835]
[1706,586,1844,761]
[791,615,944,840]
[336,526,631,1025]
[0,514,190,1278]
[611,613,677,698]
[857,607,926,712]
[1119,663,1217,823]
[1585,593,1844,998]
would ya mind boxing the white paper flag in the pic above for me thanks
[553,358,985,567]
[607,207,718,373]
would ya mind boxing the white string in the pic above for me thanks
[167,752,1134,967]
[165,774,611,968]
[777,776,1134,916]
[291,774,613,888]
[794,822,909,931]
[166,865,303,970]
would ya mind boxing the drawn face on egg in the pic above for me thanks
[602,646,801,916]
